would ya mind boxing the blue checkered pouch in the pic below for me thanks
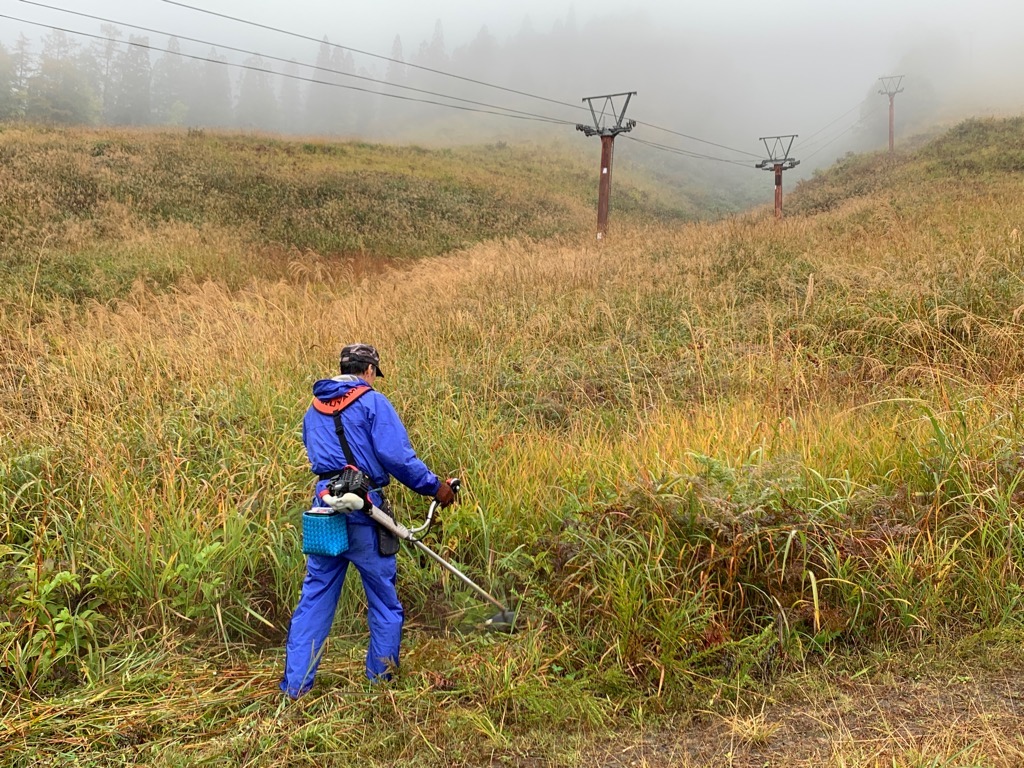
[301,509,349,557]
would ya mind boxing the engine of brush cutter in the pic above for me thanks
[321,466,373,508]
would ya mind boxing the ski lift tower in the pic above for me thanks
[576,91,636,240]
[878,75,905,154]
[756,135,800,219]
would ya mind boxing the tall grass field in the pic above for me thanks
[3,119,1024,766]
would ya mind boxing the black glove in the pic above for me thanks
[434,479,456,508]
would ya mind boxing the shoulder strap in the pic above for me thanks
[332,412,357,467]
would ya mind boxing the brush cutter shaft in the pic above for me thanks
[365,501,509,614]
[408,539,509,614]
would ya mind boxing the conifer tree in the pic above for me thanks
[88,24,122,122]
[379,35,406,130]
[236,55,278,130]
[306,37,351,135]
[152,37,189,125]
[4,34,33,119]
[0,44,19,120]
[328,45,355,135]
[418,20,447,70]
[278,59,303,134]
[25,30,96,124]
[110,35,152,125]
[189,48,232,127]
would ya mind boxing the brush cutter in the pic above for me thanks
[320,478,517,631]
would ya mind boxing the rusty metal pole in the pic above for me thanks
[888,93,896,154]
[597,135,614,240]
[774,163,783,219]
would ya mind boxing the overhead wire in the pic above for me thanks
[797,101,867,147]
[10,1,891,169]
[623,135,757,169]
[799,119,861,154]
[161,0,590,116]
[9,3,778,160]
[801,103,885,161]
[16,0,579,125]
[801,127,860,161]
[0,12,574,125]
[632,121,762,159]
[160,0,765,160]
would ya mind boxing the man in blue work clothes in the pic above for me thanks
[281,343,456,698]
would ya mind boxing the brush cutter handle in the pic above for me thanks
[408,477,460,541]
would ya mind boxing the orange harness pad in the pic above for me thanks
[312,384,371,415]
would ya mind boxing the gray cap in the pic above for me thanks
[339,343,384,377]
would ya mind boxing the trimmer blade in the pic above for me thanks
[483,609,517,633]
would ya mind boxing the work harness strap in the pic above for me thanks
[311,385,372,469]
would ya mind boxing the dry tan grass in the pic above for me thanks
[6,121,1024,765]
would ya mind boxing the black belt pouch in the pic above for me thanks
[376,497,401,557]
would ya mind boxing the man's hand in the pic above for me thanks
[434,479,456,508]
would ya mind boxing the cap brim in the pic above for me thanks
[374,365,384,378]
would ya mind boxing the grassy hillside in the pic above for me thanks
[0,126,699,303]
[791,116,1024,215]
[4,118,1024,766]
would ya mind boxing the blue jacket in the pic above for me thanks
[302,375,441,524]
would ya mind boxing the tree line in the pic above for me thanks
[0,17,590,138]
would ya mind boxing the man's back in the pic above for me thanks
[302,374,439,509]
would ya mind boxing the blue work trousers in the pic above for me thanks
[280,522,404,698]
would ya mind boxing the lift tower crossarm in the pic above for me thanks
[878,75,905,97]
[576,91,637,239]
[576,91,637,137]
[755,134,800,170]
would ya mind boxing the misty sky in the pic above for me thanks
[3,0,1022,172]
[35,0,1016,62]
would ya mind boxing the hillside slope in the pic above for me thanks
[0,125,696,301]
[4,116,1024,766]
[790,116,1024,215]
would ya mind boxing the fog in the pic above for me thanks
[3,0,1023,197]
